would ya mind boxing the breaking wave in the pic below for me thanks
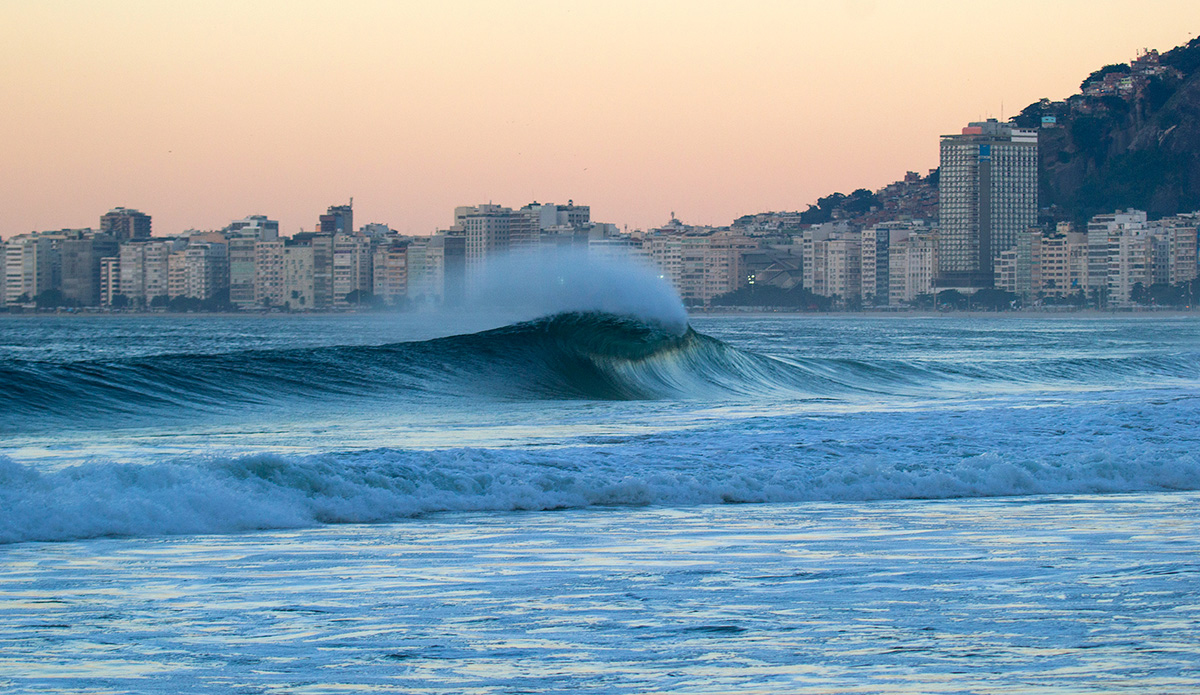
[3,394,1199,544]
[3,310,1200,431]
[0,312,808,425]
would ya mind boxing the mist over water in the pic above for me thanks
[465,247,688,333]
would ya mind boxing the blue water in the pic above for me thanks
[1,312,1199,693]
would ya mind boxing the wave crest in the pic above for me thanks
[3,425,1198,544]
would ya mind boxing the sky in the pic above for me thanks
[1,0,1197,239]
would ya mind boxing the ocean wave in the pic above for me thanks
[4,408,1198,544]
[4,311,1200,432]
[0,312,831,426]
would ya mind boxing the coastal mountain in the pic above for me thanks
[1016,36,1200,224]
[773,36,1200,229]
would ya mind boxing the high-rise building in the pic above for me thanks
[119,240,180,307]
[888,230,939,306]
[100,255,120,307]
[403,238,437,304]
[937,120,1038,288]
[166,242,228,301]
[1086,209,1147,301]
[800,222,861,304]
[1148,216,1198,286]
[100,207,152,242]
[332,234,372,305]
[512,202,593,249]
[226,215,280,241]
[290,233,335,309]
[61,234,118,306]
[646,228,756,307]
[456,204,514,273]
[4,234,59,304]
[319,203,354,235]
[254,240,286,307]
[861,221,932,306]
[372,243,408,306]
[283,243,316,310]
[1108,227,1154,305]
[228,237,259,307]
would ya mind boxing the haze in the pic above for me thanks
[1,0,1196,237]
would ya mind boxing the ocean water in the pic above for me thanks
[1,309,1199,693]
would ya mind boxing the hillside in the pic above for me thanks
[1015,36,1200,224]
[775,36,1200,229]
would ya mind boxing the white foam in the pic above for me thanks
[3,422,1198,544]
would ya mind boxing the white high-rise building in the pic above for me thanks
[4,234,59,304]
[862,221,932,306]
[226,215,280,241]
[456,204,514,274]
[645,229,755,307]
[801,223,861,305]
[332,234,372,305]
[283,244,316,310]
[119,240,179,307]
[372,244,407,306]
[228,237,259,307]
[938,119,1038,288]
[1108,227,1154,305]
[254,240,286,307]
[1148,216,1199,286]
[888,232,939,306]
[1087,209,1147,299]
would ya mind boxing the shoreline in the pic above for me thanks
[1,307,1197,319]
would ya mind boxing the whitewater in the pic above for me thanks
[2,265,1199,692]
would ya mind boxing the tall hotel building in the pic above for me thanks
[937,119,1038,288]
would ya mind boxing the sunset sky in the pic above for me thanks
[2,1,1197,238]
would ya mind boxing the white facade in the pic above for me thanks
[119,240,177,306]
[405,236,446,304]
[888,232,938,306]
[100,255,120,306]
[645,230,755,306]
[1107,227,1154,305]
[456,204,513,274]
[332,234,372,305]
[179,243,229,300]
[372,245,407,306]
[283,245,316,310]
[1087,209,1147,294]
[4,234,58,304]
[802,225,861,305]
[226,215,280,241]
[254,240,286,307]
[228,237,258,307]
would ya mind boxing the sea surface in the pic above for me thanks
[1,309,1199,693]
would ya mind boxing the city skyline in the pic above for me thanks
[2,1,1197,240]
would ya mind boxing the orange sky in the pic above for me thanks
[1,1,1197,239]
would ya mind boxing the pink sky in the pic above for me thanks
[1,1,1197,239]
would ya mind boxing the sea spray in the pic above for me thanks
[465,247,689,334]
